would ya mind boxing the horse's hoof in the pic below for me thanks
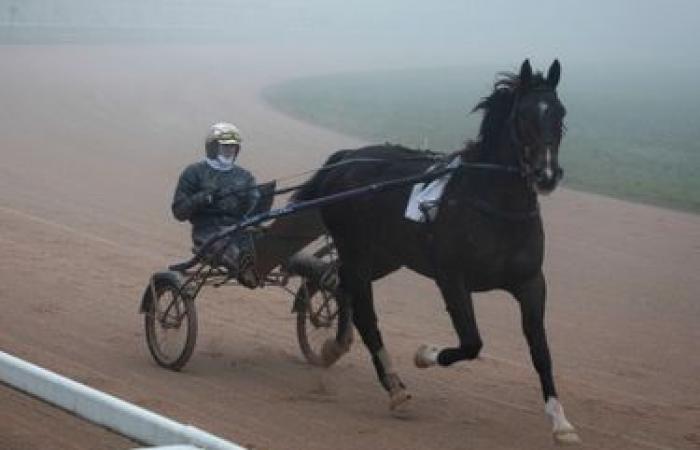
[389,387,412,411]
[321,338,348,367]
[553,429,581,445]
[414,344,440,368]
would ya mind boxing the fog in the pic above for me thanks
[1,0,698,71]
[1,0,698,214]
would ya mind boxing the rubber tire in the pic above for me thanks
[296,281,350,367]
[144,278,198,371]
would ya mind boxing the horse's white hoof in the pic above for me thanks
[545,397,580,445]
[389,387,412,411]
[553,429,581,445]
[414,344,440,368]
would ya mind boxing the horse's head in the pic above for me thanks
[510,59,566,194]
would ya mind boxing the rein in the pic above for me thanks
[273,157,522,196]
[223,155,447,198]
[223,145,538,222]
[225,153,537,221]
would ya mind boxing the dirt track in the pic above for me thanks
[1,46,699,450]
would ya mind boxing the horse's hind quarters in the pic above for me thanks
[414,344,440,368]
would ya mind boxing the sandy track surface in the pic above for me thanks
[1,46,699,450]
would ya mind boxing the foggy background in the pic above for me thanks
[1,0,699,212]
[1,0,698,70]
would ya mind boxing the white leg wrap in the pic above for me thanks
[545,397,581,444]
[414,344,440,368]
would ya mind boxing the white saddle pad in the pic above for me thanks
[404,157,460,222]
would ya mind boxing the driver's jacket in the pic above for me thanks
[172,161,260,235]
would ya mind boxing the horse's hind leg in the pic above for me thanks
[415,271,483,367]
[339,263,411,411]
[512,272,580,444]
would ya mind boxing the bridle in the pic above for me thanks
[508,91,534,182]
[505,85,563,187]
[452,86,563,221]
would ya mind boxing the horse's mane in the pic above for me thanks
[461,70,549,156]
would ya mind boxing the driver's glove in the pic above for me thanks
[192,190,214,207]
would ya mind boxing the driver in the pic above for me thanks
[172,122,261,287]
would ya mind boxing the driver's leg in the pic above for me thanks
[224,236,258,288]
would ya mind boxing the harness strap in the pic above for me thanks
[410,157,537,223]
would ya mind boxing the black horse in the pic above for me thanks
[293,60,579,444]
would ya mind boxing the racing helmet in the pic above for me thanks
[205,122,242,159]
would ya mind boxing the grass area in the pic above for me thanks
[262,65,700,214]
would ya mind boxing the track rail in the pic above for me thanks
[0,350,245,450]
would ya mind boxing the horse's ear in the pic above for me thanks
[519,59,533,88]
[547,59,561,88]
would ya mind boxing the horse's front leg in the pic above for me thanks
[512,271,580,444]
[415,271,483,367]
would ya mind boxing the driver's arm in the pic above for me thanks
[172,166,213,222]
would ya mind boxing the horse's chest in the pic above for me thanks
[446,220,543,287]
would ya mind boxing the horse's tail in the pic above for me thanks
[292,149,352,202]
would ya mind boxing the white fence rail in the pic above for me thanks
[0,350,245,450]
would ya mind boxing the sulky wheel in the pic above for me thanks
[296,279,352,367]
[144,277,198,371]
